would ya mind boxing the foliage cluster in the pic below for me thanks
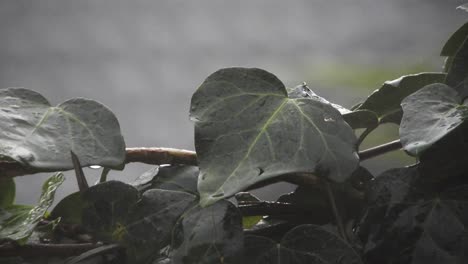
[1,13,468,264]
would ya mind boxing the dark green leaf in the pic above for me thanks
[0,173,64,243]
[142,165,199,195]
[130,166,159,187]
[357,73,446,123]
[123,189,196,263]
[0,178,15,208]
[0,88,126,171]
[441,22,468,56]
[245,225,363,264]
[400,83,468,156]
[168,200,244,264]
[287,83,351,114]
[50,192,83,225]
[342,110,378,129]
[445,36,468,96]
[359,167,468,264]
[191,68,358,206]
[82,181,139,242]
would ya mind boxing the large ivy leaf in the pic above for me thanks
[0,88,126,171]
[400,83,468,156]
[245,225,362,264]
[0,173,64,243]
[356,73,446,124]
[359,167,468,264]
[166,200,244,264]
[81,181,197,263]
[191,68,358,206]
[0,178,15,208]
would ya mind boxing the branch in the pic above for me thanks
[358,139,402,161]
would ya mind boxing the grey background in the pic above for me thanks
[1,0,466,205]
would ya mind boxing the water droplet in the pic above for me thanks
[89,165,102,169]
[324,117,335,122]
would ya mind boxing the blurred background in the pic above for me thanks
[0,0,466,205]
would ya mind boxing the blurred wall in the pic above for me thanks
[0,0,465,204]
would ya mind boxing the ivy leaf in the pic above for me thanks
[0,88,126,171]
[191,68,358,206]
[130,166,159,187]
[342,110,379,130]
[142,165,199,195]
[81,181,197,263]
[167,200,244,264]
[359,167,468,264]
[400,83,468,156]
[356,73,446,124]
[245,225,363,264]
[0,178,15,208]
[445,36,468,97]
[50,192,83,225]
[0,173,64,243]
[287,83,351,114]
[441,22,468,57]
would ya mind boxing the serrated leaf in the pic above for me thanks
[0,173,64,243]
[0,178,15,208]
[359,167,468,264]
[357,73,446,123]
[245,225,363,264]
[191,68,358,206]
[0,88,126,171]
[167,200,244,264]
[400,83,468,156]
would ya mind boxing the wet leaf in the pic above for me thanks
[342,110,378,130]
[400,83,468,155]
[167,200,244,264]
[441,22,468,56]
[0,178,15,208]
[50,192,83,225]
[191,68,358,206]
[0,88,126,171]
[0,173,64,243]
[357,73,446,123]
[245,224,363,264]
[130,166,160,187]
[143,165,199,195]
[445,36,468,97]
[359,167,468,264]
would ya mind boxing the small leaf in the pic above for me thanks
[400,83,468,156]
[0,173,64,243]
[168,200,244,264]
[191,68,358,206]
[245,224,363,264]
[144,165,199,195]
[242,216,263,229]
[357,73,446,123]
[130,166,159,187]
[0,88,126,171]
[0,178,15,208]
[445,36,468,97]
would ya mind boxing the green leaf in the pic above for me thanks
[0,88,126,171]
[167,200,244,264]
[50,192,83,225]
[287,83,351,114]
[0,178,15,208]
[0,173,64,243]
[139,165,199,195]
[245,225,363,264]
[441,22,468,56]
[357,73,446,123]
[399,83,468,156]
[445,36,468,96]
[359,167,468,264]
[191,68,358,206]
[342,110,379,129]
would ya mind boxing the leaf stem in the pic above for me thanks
[324,180,348,242]
[358,139,402,161]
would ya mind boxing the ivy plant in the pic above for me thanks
[1,9,468,264]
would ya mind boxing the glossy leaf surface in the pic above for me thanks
[0,173,64,243]
[400,83,468,155]
[342,110,378,129]
[245,225,362,264]
[144,165,199,195]
[357,73,446,123]
[0,88,126,170]
[191,68,358,206]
